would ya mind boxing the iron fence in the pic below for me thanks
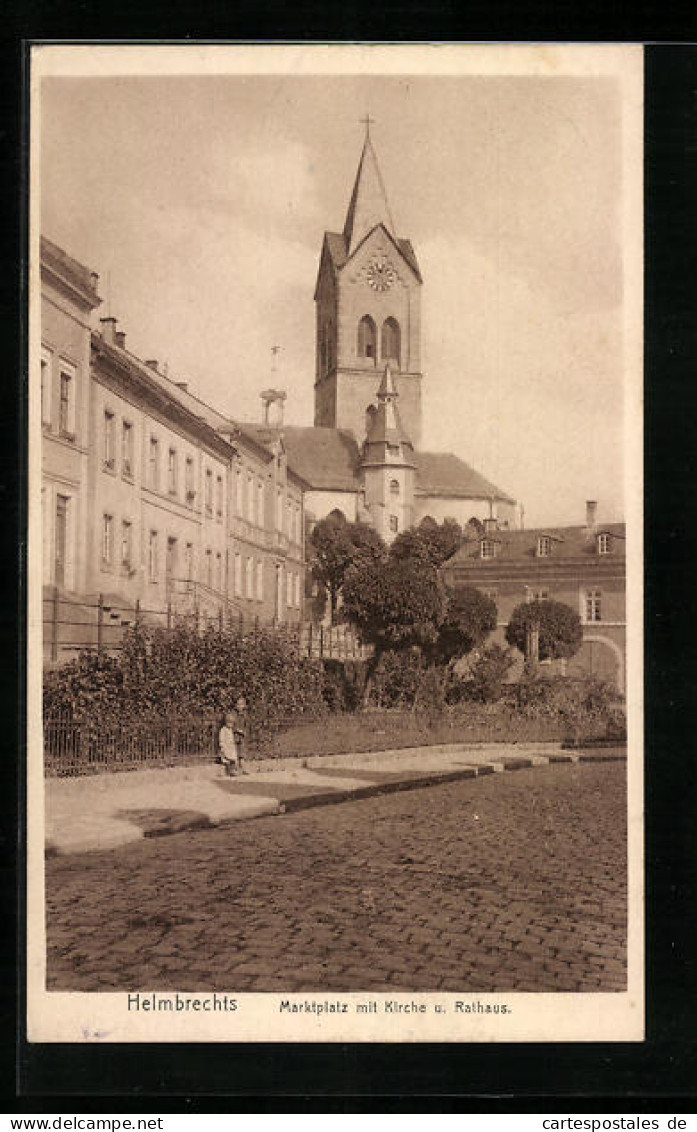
[43,710,222,777]
[42,589,368,664]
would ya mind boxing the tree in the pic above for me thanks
[391,516,463,567]
[341,553,447,703]
[309,514,385,622]
[505,599,583,662]
[436,584,497,665]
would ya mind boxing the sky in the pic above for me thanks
[39,63,635,528]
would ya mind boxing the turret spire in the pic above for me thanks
[343,126,396,256]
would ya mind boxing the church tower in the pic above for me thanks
[361,362,416,543]
[314,122,424,448]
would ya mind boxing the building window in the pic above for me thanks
[185,542,194,581]
[381,317,401,367]
[598,533,611,555]
[205,468,213,516]
[256,560,263,601]
[185,456,195,502]
[102,514,113,564]
[245,472,253,523]
[532,588,549,602]
[168,448,177,495]
[482,588,498,602]
[54,494,68,586]
[357,315,377,361]
[122,421,134,478]
[585,589,602,623]
[481,539,496,560]
[390,479,400,497]
[166,536,177,582]
[216,552,222,591]
[102,411,115,469]
[387,443,400,457]
[234,552,242,597]
[246,557,254,598]
[148,530,158,582]
[257,479,264,527]
[58,366,75,437]
[286,570,293,609]
[537,536,551,558]
[277,488,283,532]
[149,437,159,489]
[235,467,242,514]
[121,520,132,569]
[205,548,212,587]
[41,348,52,426]
[389,515,399,533]
[294,571,300,608]
[216,474,223,521]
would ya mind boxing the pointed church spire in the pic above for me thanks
[377,360,398,401]
[343,122,396,256]
[364,363,413,452]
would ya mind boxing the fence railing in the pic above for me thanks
[43,712,222,777]
[42,588,369,664]
[42,708,329,778]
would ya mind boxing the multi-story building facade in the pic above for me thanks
[41,237,305,663]
[41,238,101,597]
[442,502,626,690]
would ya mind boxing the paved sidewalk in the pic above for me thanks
[44,742,626,856]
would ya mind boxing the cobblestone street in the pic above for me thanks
[45,761,627,993]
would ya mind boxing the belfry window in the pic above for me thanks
[390,479,400,497]
[381,318,401,367]
[357,315,377,361]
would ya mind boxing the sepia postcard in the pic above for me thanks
[27,42,644,1044]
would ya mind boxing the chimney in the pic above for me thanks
[176,381,188,393]
[100,316,118,345]
[115,330,126,349]
[586,500,598,531]
[145,359,159,372]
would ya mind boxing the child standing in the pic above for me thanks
[218,697,249,776]
[230,696,248,773]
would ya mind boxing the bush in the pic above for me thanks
[465,645,515,703]
[514,674,626,743]
[369,650,426,708]
[43,624,327,735]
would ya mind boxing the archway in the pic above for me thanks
[571,634,625,692]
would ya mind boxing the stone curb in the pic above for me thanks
[45,748,627,856]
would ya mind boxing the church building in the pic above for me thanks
[244,125,519,544]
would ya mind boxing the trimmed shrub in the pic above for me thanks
[43,624,327,736]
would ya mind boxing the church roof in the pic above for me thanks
[414,451,516,504]
[322,230,422,284]
[242,424,363,492]
[343,134,396,255]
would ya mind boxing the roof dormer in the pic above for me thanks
[535,532,564,558]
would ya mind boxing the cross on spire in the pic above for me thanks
[360,113,375,140]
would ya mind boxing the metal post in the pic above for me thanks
[134,598,141,628]
[97,593,104,656]
[219,608,224,633]
[51,585,59,662]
